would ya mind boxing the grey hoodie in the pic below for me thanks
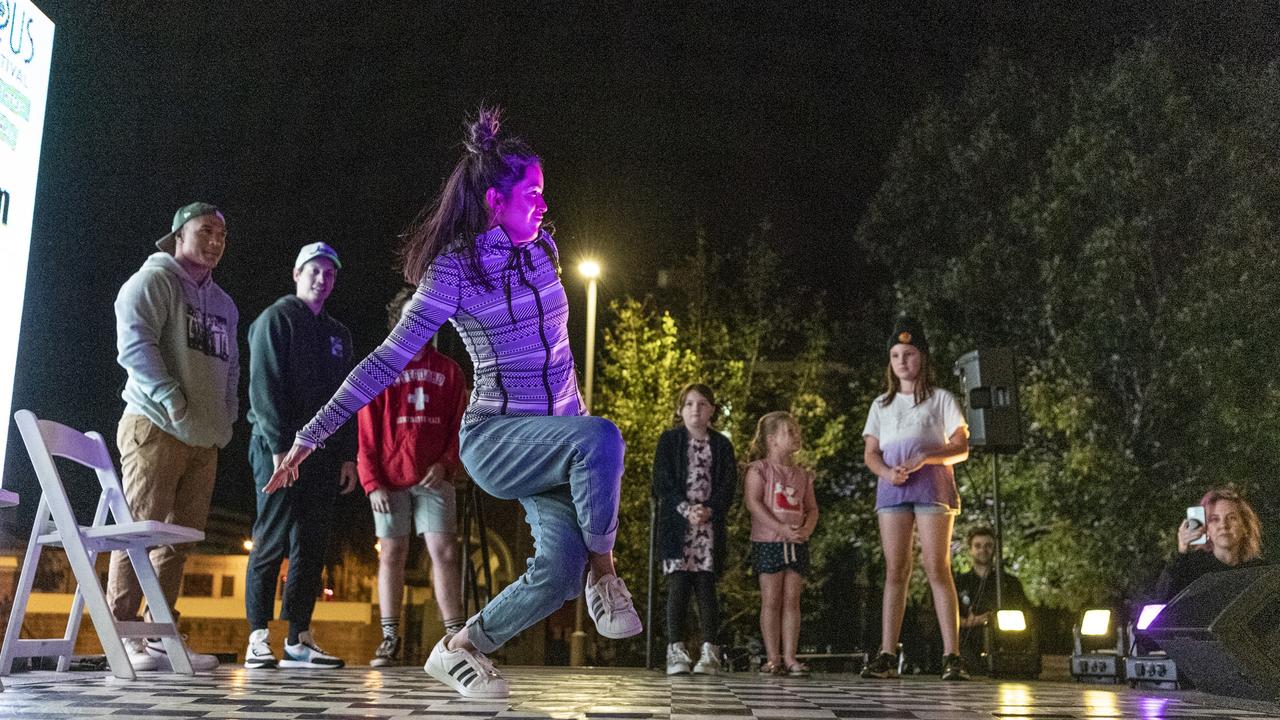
[115,252,239,448]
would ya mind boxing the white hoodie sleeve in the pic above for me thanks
[115,269,188,420]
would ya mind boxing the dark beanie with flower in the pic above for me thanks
[888,316,929,355]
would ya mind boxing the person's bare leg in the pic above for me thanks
[781,570,804,666]
[425,532,462,625]
[878,512,916,654]
[377,535,410,621]
[758,572,784,667]
[917,512,960,656]
[586,550,616,584]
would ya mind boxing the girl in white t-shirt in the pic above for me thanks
[861,318,971,681]
[743,411,819,676]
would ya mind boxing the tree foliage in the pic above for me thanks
[857,42,1280,608]
[593,229,871,661]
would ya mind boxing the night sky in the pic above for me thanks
[4,2,1266,528]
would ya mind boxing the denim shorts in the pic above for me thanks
[372,483,457,537]
[877,501,959,516]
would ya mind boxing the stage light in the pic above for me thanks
[374,541,382,554]
[996,610,1026,632]
[987,609,1040,678]
[1071,607,1126,683]
[1135,604,1164,631]
[242,539,254,552]
[1127,604,1179,689]
[1081,609,1111,636]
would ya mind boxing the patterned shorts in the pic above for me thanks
[751,541,810,575]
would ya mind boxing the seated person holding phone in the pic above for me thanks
[1154,486,1268,601]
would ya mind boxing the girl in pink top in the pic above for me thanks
[743,411,819,676]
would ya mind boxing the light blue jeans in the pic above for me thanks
[458,414,625,653]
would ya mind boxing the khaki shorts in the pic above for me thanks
[372,483,457,538]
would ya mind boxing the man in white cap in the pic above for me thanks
[242,242,357,670]
[107,202,238,672]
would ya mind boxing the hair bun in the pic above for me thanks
[464,106,502,154]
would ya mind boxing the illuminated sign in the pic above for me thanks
[0,0,54,473]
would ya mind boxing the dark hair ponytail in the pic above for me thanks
[399,107,544,287]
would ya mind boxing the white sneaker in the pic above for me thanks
[146,636,220,672]
[424,634,509,699]
[693,642,722,674]
[585,574,642,639]
[123,637,158,672]
[666,642,692,675]
[280,630,345,669]
[244,628,277,669]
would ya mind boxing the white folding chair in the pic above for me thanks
[0,410,203,680]
[1,471,17,690]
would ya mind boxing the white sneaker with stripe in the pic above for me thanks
[585,574,643,639]
[424,634,509,699]
[146,635,220,671]
[280,630,345,669]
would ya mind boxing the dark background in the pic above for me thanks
[5,1,1271,530]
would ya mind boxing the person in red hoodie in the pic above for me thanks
[358,287,468,667]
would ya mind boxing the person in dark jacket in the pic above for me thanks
[954,525,1029,671]
[243,242,358,671]
[1154,485,1268,602]
[653,383,737,675]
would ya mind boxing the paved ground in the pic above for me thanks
[1,666,1277,719]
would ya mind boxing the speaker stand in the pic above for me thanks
[992,453,1005,609]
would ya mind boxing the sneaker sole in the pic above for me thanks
[369,658,398,668]
[424,659,509,699]
[592,616,643,640]
[665,667,690,676]
[279,660,345,669]
[244,659,278,669]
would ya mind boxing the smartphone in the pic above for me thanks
[1186,506,1207,545]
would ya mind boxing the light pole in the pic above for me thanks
[570,259,601,667]
[579,260,600,411]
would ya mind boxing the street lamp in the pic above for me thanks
[570,259,601,667]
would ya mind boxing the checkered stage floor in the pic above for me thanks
[1,666,1277,719]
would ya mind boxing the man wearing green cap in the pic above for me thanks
[106,202,239,672]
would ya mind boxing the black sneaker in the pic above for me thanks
[860,652,899,679]
[370,636,401,668]
[941,653,970,681]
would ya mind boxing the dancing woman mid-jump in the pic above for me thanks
[266,108,641,698]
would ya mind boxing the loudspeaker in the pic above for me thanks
[952,348,1022,451]
[1145,565,1280,700]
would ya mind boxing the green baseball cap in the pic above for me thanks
[156,202,222,253]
